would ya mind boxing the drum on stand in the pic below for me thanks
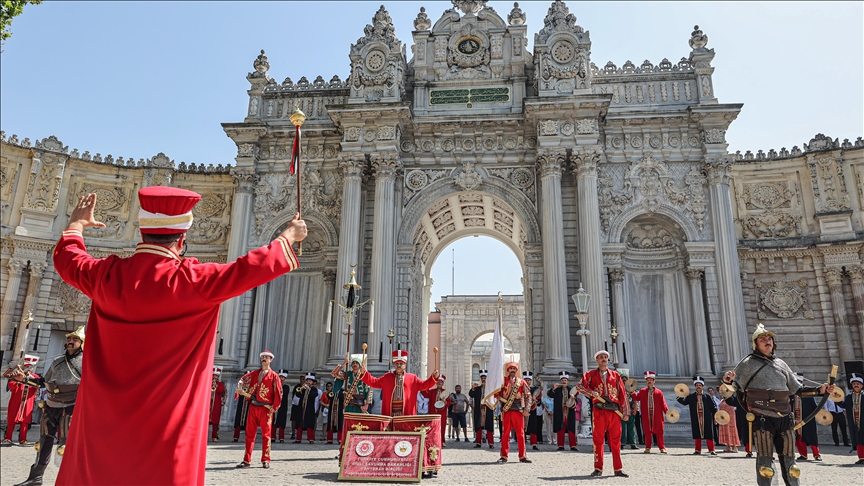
[434,400,446,410]
[340,413,392,464]
[391,415,442,474]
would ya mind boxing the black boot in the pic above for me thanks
[14,463,47,486]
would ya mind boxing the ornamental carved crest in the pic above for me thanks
[454,161,482,191]
[754,278,813,320]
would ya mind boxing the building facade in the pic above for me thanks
[2,1,863,425]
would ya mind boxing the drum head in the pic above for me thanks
[674,383,690,398]
[666,409,680,423]
[815,409,833,426]
[714,410,730,425]
[434,400,446,409]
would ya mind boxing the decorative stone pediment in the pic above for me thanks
[348,5,406,103]
[754,278,813,320]
[533,0,591,95]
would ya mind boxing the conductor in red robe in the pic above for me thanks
[579,350,630,478]
[3,355,40,445]
[631,370,668,453]
[236,351,283,468]
[360,350,438,416]
[210,366,226,442]
[51,188,306,486]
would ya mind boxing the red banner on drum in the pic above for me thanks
[339,431,425,482]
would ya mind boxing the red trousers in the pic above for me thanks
[500,410,527,459]
[296,427,315,442]
[326,430,334,442]
[476,429,494,445]
[276,427,285,441]
[243,405,273,463]
[857,445,864,459]
[4,422,30,442]
[557,417,577,448]
[795,436,819,458]
[233,427,242,440]
[644,429,666,450]
[592,409,623,472]
[211,424,219,440]
[530,433,539,445]
[694,439,715,452]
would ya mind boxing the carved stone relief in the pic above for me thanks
[24,152,66,212]
[252,167,342,243]
[187,193,231,245]
[754,278,813,320]
[808,154,851,213]
[67,182,131,239]
[54,280,92,315]
[348,6,405,102]
[739,181,801,239]
[533,0,591,94]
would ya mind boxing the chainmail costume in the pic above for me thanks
[732,353,820,486]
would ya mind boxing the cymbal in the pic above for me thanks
[830,387,846,402]
[625,378,638,393]
[674,383,690,398]
[719,383,735,399]
[815,409,833,426]
[666,409,680,423]
[714,410,730,425]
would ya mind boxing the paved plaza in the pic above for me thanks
[1,429,861,485]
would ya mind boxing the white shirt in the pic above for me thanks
[824,399,844,413]
[417,391,429,414]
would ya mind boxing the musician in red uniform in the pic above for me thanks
[50,188,305,485]
[3,355,40,445]
[360,350,438,416]
[493,360,533,464]
[424,376,450,446]
[632,370,668,453]
[579,350,630,478]
[210,366,226,442]
[236,350,283,468]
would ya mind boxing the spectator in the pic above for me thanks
[449,385,471,441]
[823,396,849,447]
[541,394,555,445]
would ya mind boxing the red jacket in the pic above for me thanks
[632,387,668,432]
[494,377,532,412]
[239,369,283,412]
[209,381,226,425]
[362,371,437,416]
[6,376,39,423]
[581,368,630,416]
[423,388,450,416]
[53,229,298,486]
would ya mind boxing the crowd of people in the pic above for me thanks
[2,188,862,486]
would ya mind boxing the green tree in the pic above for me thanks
[1,0,42,48]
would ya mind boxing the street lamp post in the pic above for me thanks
[572,284,592,438]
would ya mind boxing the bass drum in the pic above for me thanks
[391,415,442,473]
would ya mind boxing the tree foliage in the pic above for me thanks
[1,0,41,44]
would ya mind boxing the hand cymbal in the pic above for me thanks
[719,383,735,399]
[830,387,845,402]
[714,410,730,425]
[665,409,680,423]
[625,378,638,393]
[674,383,690,398]
[815,409,833,426]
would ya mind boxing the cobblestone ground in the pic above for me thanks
[2,429,861,485]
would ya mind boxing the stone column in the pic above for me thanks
[0,259,26,353]
[825,267,856,365]
[369,153,401,352]
[572,150,609,356]
[537,149,573,373]
[685,267,713,376]
[847,266,864,358]
[608,268,626,367]
[421,277,433,377]
[703,158,749,369]
[216,168,258,368]
[328,153,366,366]
[9,262,45,360]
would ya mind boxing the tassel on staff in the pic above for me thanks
[289,105,306,256]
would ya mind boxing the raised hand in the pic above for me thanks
[281,212,308,245]
[67,193,106,232]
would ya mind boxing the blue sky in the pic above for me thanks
[2,1,861,305]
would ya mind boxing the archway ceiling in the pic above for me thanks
[414,192,526,266]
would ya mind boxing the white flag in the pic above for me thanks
[484,306,505,409]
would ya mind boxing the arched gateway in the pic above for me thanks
[218,0,752,387]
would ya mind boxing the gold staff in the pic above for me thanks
[289,105,306,256]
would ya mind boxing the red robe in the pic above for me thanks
[632,386,668,433]
[239,369,283,412]
[53,229,299,486]
[581,368,630,415]
[210,381,226,425]
[424,388,451,416]
[362,371,437,416]
[6,375,39,423]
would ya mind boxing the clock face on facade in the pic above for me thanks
[456,36,482,56]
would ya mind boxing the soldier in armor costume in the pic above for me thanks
[236,350,283,469]
[294,373,320,444]
[10,327,84,486]
[469,370,496,448]
[578,350,630,478]
[273,371,290,443]
[725,323,834,486]
[790,373,820,461]
[3,355,40,445]
[548,371,578,451]
[210,366,226,442]
[842,373,864,464]
[632,370,668,453]
[676,376,718,455]
[523,372,543,450]
[493,361,533,464]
